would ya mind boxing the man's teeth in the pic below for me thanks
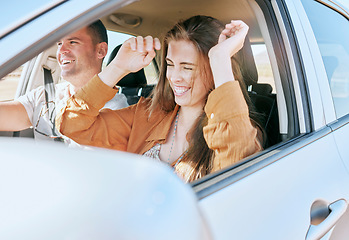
[62,60,75,65]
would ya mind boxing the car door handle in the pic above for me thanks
[306,199,348,240]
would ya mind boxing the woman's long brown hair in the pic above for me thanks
[148,15,263,182]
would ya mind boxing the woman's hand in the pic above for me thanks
[112,36,161,73]
[208,20,249,88]
[99,36,161,88]
[210,20,249,58]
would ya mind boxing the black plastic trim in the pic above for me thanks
[256,0,299,139]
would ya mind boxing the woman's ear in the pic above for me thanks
[97,42,108,59]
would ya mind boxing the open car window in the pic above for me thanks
[0,66,23,101]
[1,0,295,168]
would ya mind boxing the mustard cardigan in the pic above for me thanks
[56,75,262,179]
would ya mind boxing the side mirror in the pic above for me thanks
[0,138,211,240]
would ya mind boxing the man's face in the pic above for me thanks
[56,27,105,88]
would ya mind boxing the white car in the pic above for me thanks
[1,0,349,239]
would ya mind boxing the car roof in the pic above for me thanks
[101,0,263,42]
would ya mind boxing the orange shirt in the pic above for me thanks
[56,75,262,178]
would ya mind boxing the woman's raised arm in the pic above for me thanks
[208,20,249,88]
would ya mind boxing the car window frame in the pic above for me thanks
[0,0,136,80]
[0,0,67,40]
[193,0,349,197]
[192,0,309,196]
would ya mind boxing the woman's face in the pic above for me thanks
[166,40,209,109]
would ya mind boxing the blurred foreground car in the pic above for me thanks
[1,0,349,239]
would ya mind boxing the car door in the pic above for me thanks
[192,0,349,239]
[301,0,349,238]
[1,0,349,239]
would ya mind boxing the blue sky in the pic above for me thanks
[341,0,349,9]
[0,0,51,33]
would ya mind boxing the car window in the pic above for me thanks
[0,66,23,101]
[251,44,275,93]
[249,41,281,148]
[0,0,287,178]
[301,0,349,118]
[0,30,157,103]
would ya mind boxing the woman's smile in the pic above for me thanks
[173,85,191,96]
[166,40,208,109]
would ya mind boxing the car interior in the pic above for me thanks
[0,0,297,172]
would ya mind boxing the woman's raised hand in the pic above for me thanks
[209,20,249,59]
[99,36,161,88]
[113,36,161,73]
[208,20,249,88]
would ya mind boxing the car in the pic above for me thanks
[1,0,349,239]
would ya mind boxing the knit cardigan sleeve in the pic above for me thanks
[56,75,136,151]
[204,81,262,172]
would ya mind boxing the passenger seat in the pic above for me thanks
[240,38,281,148]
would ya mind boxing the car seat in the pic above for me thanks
[240,38,281,148]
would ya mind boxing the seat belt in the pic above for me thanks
[43,66,63,142]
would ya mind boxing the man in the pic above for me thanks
[0,20,128,143]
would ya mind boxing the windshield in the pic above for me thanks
[0,0,64,36]
[340,0,349,9]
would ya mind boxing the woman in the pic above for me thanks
[57,15,263,182]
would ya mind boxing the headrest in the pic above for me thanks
[240,37,258,87]
[252,83,272,95]
[107,44,147,88]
